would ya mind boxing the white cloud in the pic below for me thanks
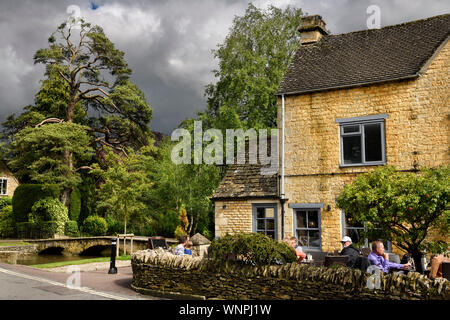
[0,45,33,87]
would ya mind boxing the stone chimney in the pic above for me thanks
[299,15,328,45]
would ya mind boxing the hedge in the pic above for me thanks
[16,221,59,239]
[208,233,298,266]
[64,220,79,237]
[12,184,60,223]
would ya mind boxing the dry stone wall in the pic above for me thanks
[131,249,450,300]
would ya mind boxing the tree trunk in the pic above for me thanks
[60,188,72,208]
[411,248,424,274]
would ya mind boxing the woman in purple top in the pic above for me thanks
[368,241,411,273]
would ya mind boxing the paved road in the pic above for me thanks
[0,262,162,300]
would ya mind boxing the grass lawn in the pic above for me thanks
[31,255,131,269]
[0,242,32,247]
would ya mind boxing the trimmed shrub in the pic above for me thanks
[69,187,81,222]
[39,221,59,239]
[12,184,60,223]
[30,197,69,235]
[0,204,15,238]
[82,216,108,236]
[64,220,79,237]
[208,233,297,266]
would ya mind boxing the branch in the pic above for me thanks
[75,166,94,171]
[35,118,64,128]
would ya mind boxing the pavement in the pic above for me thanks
[0,261,163,300]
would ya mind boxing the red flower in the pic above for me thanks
[408,207,413,211]
[425,194,430,198]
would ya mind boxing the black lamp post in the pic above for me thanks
[108,238,118,274]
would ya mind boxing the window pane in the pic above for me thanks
[266,219,274,231]
[345,228,363,244]
[343,125,360,134]
[266,231,275,239]
[257,219,265,230]
[296,211,307,228]
[309,230,320,248]
[343,135,362,164]
[297,230,308,247]
[364,123,382,161]
[256,207,265,219]
[307,211,319,228]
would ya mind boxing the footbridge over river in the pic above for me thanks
[22,236,152,256]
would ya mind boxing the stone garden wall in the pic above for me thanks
[131,249,450,300]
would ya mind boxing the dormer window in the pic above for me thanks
[336,114,387,167]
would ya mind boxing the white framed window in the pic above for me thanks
[336,114,387,167]
[0,178,7,196]
[289,203,323,251]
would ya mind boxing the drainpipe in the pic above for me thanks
[281,94,286,238]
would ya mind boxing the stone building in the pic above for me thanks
[0,160,19,198]
[212,14,450,254]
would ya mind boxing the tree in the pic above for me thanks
[200,3,303,130]
[93,145,154,235]
[336,166,449,273]
[2,18,153,207]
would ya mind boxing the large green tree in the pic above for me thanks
[2,18,153,207]
[200,3,303,130]
[336,166,449,273]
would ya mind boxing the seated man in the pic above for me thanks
[368,240,411,273]
[339,236,361,268]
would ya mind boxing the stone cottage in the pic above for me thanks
[212,14,450,254]
[0,160,19,198]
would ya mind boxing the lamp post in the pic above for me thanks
[108,238,118,274]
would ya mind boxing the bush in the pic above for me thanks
[0,196,12,210]
[69,187,81,222]
[30,197,69,235]
[105,216,123,235]
[39,221,59,239]
[12,184,60,223]
[0,204,15,238]
[64,221,79,237]
[82,216,108,236]
[208,233,297,266]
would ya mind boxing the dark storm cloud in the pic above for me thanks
[0,0,449,134]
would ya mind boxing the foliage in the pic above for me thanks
[92,145,154,235]
[69,187,81,221]
[145,140,220,237]
[64,220,79,237]
[39,221,59,239]
[208,233,297,266]
[336,165,449,272]
[30,197,69,235]
[105,216,123,236]
[12,184,60,223]
[200,3,303,131]
[82,215,108,236]
[77,175,97,225]
[174,203,189,238]
[0,204,15,238]
[16,222,37,239]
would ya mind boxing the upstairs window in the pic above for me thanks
[336,114,387,166]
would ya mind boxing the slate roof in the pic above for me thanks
[211,163,278,200]
[277,14,450,95]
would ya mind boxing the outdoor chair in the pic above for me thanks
[146,236,168,250]
[324,255,349,268]
[306,251,328,264]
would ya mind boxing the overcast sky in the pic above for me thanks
[0,0,449,134]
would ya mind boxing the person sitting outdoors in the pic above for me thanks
[339,236,361,267]
[287,236,306,262]
[174,235,189,256]
[368,240,411,273]
[184,241,193,256]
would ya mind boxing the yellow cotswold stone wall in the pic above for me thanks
[278,41,450,253]
[0,161,19,198]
